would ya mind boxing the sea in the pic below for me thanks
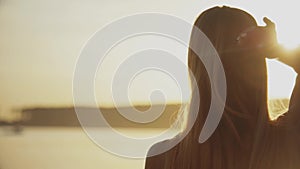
[0,127,178,169]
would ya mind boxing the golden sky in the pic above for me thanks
[0,0,299,115]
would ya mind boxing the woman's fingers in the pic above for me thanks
[263,17,275,28]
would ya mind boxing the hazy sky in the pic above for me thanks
[0,0,299,114]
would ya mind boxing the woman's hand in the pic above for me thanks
[237,17,279,58]
[259,18,300,73]
[257,17,279,58]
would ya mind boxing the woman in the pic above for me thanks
[145,6,300,169]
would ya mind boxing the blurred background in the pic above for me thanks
[0,0,299,168]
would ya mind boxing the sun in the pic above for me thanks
[278,39,300,50]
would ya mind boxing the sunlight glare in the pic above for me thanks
[274,12,300,50]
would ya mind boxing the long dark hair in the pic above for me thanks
[151,6,271,169]
[186,6,270,169]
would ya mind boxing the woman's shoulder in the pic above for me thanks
[147,139,175,157]
[144,140,168,169]
[145,135,182,169]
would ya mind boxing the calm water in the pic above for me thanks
[0,127,178,169]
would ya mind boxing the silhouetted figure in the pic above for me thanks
[145,6,300,169]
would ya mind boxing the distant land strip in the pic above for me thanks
[19,104,182,128]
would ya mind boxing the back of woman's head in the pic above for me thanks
[168,6,269,169]
[188,6,268,131]
[193,6,257,52]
